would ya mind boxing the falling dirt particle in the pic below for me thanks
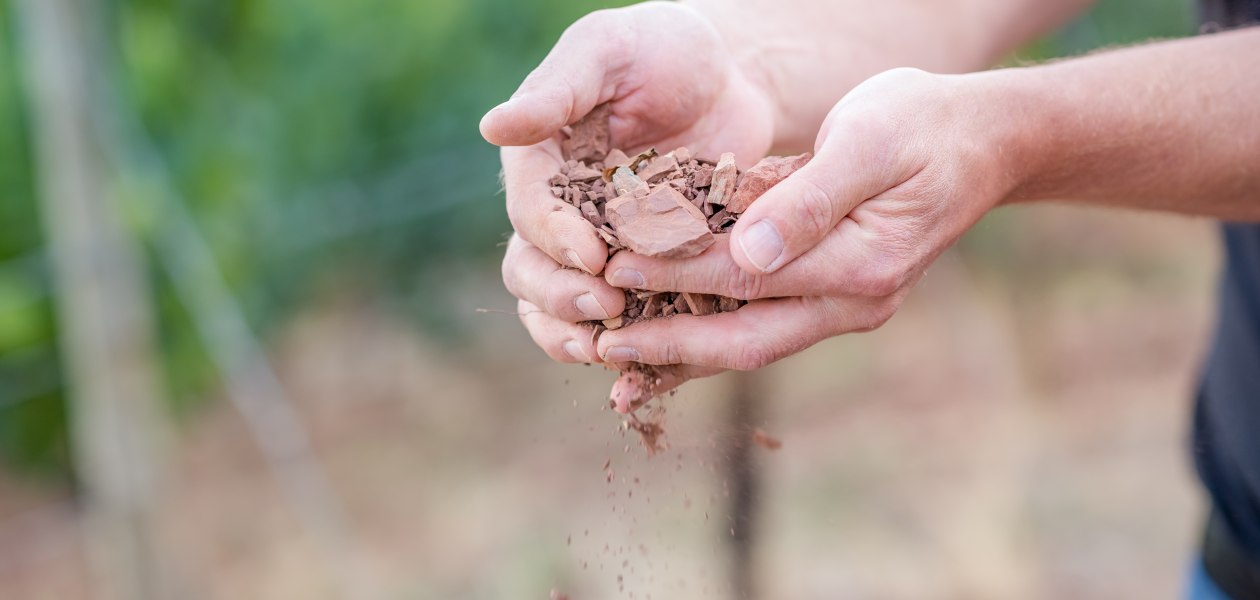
[550,589,570,600]
[601,458,611,471]
[752,427,782,450]
[566,535,571,546]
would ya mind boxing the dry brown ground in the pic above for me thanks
[0,204,1222,599]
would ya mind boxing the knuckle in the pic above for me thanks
[861,297,902,332]
[795,179,836,238]
[500,242,525,297]
[542,284,571,319]
[544,340,575,363]
[505,195,536,238]
[853,259,908,297]
[726,262,766,300]
[574,9,631,47]
[662,340,685,366]
[731,344,775,372]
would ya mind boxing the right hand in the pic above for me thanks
[482,2,778,398]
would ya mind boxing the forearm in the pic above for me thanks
[999,27,1260,219]
[685,0,1092,151]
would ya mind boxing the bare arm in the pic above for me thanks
[1004,27,1260,218]
[686,0,1095,151]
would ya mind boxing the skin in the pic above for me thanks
[484,1,1260,412]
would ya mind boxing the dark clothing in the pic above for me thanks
[1195,3,1260,598]
[1200,0,1260,28]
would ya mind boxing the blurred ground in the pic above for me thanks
[0,203,1219,599]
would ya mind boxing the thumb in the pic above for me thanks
[479,10,630,147]
[728,126,904,275]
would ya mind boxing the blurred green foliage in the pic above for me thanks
[0,0,1193,477]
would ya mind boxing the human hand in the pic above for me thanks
[596,68,1022,407]
[482,3,777,376]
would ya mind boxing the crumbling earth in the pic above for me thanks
[551,103,809,453]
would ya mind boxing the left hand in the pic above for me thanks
[599,67,1023,410]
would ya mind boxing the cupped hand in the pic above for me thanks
[482,3,778,387]
[596,68,1023,404]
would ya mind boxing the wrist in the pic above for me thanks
[962,66,1062,209]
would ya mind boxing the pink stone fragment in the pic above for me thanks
[706,152,737,207]
[726,152,812,213]
[605,187,714,258]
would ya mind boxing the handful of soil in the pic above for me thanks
[550,103,810,452]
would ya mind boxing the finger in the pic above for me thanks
[503,234,626,322]
[596,296,889,371]
[729,119,915,275]
[608,365,722,414]
[605,227,897,299]
[502,143,609,274]
[518,299,603,364]
[479,9,631,147]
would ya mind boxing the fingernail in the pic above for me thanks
[738,220,785,272]
[564,249,593,274]
[608,267,645,288]
[603,346,640,363]
[575,293,612,320]
[564,340,592,363]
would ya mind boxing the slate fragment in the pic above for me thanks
[707,152,738,207]
[561,102,612,162]
[636,154,679,183]
[605,187,714,259]
[726,152,812,213]
[611,167,650,198]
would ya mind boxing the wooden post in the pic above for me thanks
[14,0,170,598]
[723,370,763,600]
